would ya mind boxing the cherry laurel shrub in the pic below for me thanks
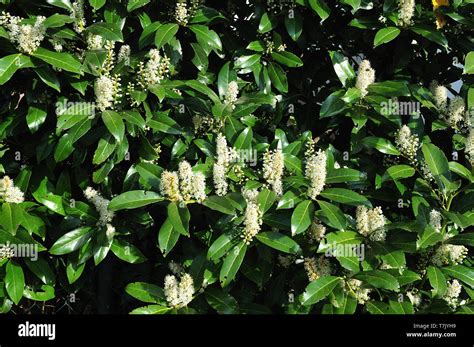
[0,0,473,315]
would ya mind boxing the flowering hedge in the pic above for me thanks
[0,0,473,315]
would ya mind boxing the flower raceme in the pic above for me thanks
[356,206,386,242]
[0,176,24,204]
[241,188,263,245]
[398,0,416,27]
[83,187,114,227]
[164,273,195,308]
[0,13,46,55]
[355,60,375,97]
[305,149,327,200]
[262,148,285,196]
[160,161,207,203]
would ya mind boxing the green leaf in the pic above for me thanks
[441,265,474,288]
[257,189,277,214]
[362,136,400,155]
[89,0,106,10]
[109,190,163,211]
[234,127,253,150]
[449,233,474,247]
[0,54,23,85]
[87,22,123,42]
[154,23,179,49]
[125,282,165,304]
[111,239,146,264]
[271,51,303,68]
[366,301,393,314]
[205,287,239,314]
[318,231,363,253]
[49,227,94,255]
[189,25,222,51]
[127,0,150,12]
[0,203,23,235]
[427,266,447,298]
[102,110,125,142]
[317,200,347,230]
[326,168,363,184]
[411,25,448,49]
[158,218,180,257]
[422,143,449,177]
[374,27,401,48]
[416,225,443,249]
[320,188,369,206]
[284,10,303,41]
[465,52,474,74]
[24,258,55,285]
[383,165,415,182]
[26,106,47,134]
[167,202,190,236]
[6,261,25,305]
[268,62,288,93]
[220,241,247,287]
[309,0,331,21]
[256,231,302,255]
[329,51,355,87]
[354,270,400,291]
[203,196,236,215]
[291,200,314,236]
[92,134,116,165]
[208,233,236,262]
[32,48,82,74]
[320,90,346,118]
[34,67,61,92]
[301,276,341,305]
[367,81,410,97]
[130,305,171,314]
[258,12,276,33]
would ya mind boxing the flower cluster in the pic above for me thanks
[213,133,237,196]
[398,0,415,27]
[305,149,327,200]
[304,256,332,281]
[224,81,239,109]
[262,149,285,196]
[356,206,386,242]
[118,45,131,66]
[346,278,371,304]
[466,128,474,166]
[83,187,115,227]
[429,209,442,233]
[447,96,466,128]
[175,2,189,26]
[355,60,375,97]
[406,289,422,307]
[160,161,207,203]
[395,125,419,163]
[0,245,15,260]
[0,176,24,203]
[1,13,46,55]
[164,272,195,308]
[431,244,468,266]
[137,49,171,89]
[241,188,262,245]
[94,74,122,112]
[70,0,86,33]
[430,81,448,112]
[443,279,462,308]
[308,218,326,243]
